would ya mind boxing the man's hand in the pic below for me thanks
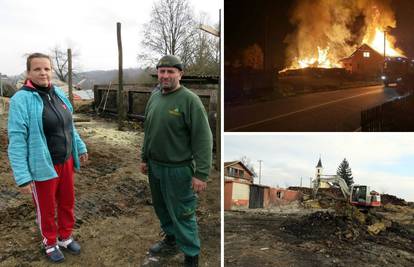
[19,183,32,194]
[79,153,89,164]
[140,162,148,175]
[192,177,207,193]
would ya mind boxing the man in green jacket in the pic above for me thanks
[140,55,212,267]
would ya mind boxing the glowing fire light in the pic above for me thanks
[281,46,340,72]
[364,28,404,57]
[282,2,406,72]
[297,47,334,68]
[283,28,404,72]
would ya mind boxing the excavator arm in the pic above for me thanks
[313,175,350,200]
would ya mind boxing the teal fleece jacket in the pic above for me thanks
[7,85,87,186]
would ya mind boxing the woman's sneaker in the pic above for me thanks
[44,244,65,263]
[58,237,81,255]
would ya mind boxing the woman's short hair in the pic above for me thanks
[26,53,52,71]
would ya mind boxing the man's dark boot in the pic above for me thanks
[149,234,177,255]
[184,255,199,267]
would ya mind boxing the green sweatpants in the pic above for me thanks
[148,160,200,256]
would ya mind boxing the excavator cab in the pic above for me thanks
[350,185,366,205]
[350,185,381,207]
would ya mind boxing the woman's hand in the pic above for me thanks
[19,184,32,194]
[79,153,89,164]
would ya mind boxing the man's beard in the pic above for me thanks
[160,79,178,92]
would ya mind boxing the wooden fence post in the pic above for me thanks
[117,22,126,129]
[67,49,73,107]
[216,9,221,170]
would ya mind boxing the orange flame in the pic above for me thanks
[282,46,340,72]
[364,28,404,57]
[284,2,405,71]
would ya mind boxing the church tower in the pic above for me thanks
[315,157,323,178]
[315,157,330,188]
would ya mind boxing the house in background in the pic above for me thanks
[340,44,384,77]
[224,161,303,210]
[224,161,255,210]
[224,161,254,184]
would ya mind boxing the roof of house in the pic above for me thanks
[340,43,383,61]
[224,160,255,176]
[224,161,239,167]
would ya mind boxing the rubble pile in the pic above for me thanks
[226,185,414,266]
[381,194,407,206]
[288,186,313,195]
[282,201,407,243]
[288,186,344,199]
[281,211,360,241]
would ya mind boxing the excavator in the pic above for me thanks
[313,175,381,208]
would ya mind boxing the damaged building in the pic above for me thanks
[224,161,303,210]
[340,44,384,77]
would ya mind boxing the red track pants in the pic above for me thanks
[31,157,75,246]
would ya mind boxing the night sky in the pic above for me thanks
[224,0,414,71]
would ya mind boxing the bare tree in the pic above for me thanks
[50,46,80,82]
[141,0,196,65]
[185,14,220,75]
[242,44,264,70]
[240,156,257,177]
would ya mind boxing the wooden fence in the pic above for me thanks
[361,94,414,131]
[94,83,217,119]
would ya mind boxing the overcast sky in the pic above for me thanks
[0,0,220,76]
[224,134,414,202]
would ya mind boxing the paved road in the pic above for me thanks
[225,85,401,132]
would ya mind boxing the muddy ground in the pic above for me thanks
[225,199,414,267]
[0,100,220,267]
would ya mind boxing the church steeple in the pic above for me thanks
[316,157,322,168]
[315,156,323,178]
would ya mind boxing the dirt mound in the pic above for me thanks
[288,186,313,195]
[226,208,414,267]
[0,114,220,266]
[288,186,344,199]
[381,194,407,206]
[281,211,363,241]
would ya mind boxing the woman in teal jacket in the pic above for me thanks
[8,53,88,263]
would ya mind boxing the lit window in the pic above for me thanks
[363,52,370,58]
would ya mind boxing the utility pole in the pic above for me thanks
[257,160,263,185]
[383,29,389,74]
[199,9,221,170]
[300,177,303,187]
[383,30,386,58]
[310,177,312,188]
[383,30,386,73]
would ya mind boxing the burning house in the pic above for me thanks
[282,0,405,77]
[340,44,384,77]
